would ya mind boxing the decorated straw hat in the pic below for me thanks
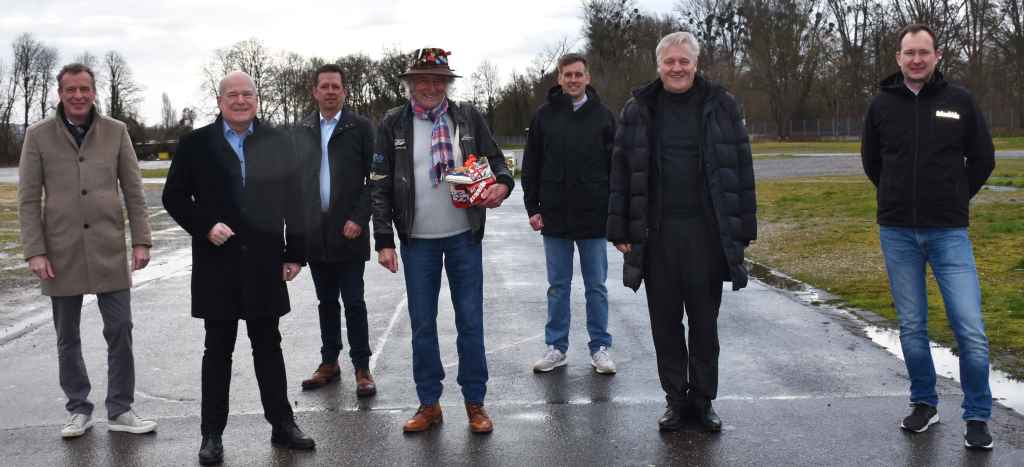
[399,47,461,78]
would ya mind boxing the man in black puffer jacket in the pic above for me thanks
[607,32,756,433]
[522,53,618,376]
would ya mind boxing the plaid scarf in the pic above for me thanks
[412,98,453,187]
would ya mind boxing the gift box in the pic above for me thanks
[444,154,496,208]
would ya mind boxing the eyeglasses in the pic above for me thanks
[222,91,257,101]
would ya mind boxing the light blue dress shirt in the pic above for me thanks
[223,120,254,186]
[320,112,340,212]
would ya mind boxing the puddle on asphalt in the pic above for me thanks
[749,260,1024,415]
[864,326,1024,414]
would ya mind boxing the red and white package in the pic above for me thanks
[444,154,496,208]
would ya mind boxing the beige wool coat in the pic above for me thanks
[18,109,151,296]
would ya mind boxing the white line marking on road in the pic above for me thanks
[441,332,544,369]
[368,294,406,373]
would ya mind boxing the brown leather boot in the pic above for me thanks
[355,368,377,397]
[403,404,443,432]
[301,362,340,390]
[466,403,493,434]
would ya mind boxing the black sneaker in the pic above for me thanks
[900,404,939,432]
[964,421,994,450]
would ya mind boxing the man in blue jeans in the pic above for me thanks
[521,53,617,375]
[371,47,513,434]
[861,23,996,450]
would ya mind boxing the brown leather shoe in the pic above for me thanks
[466,403,493,434]
[355,368,377,397]
[403,404,443,432]
[301,362,340,390]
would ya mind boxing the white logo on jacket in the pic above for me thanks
[936,110,960,120]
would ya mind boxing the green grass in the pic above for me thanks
[141,168,169,178]
[748,158,1024,378]
[749,137,1024,155]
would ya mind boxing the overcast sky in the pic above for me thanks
[1,0,679,125]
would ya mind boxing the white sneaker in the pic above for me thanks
[61,413,94,438]
[532,346,567,373]
[591,346,616,375]
[107,409,157,434]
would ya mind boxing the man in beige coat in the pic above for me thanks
[18,63,157,439]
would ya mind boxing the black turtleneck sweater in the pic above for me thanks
[657,83,705,219]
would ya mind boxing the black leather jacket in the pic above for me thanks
[370,100,514,250]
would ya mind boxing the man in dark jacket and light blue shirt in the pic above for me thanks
[861,23,996,450]
[370,47,513,434]
[293,64,377,397]
[163,71,314,465]
[522,53,617,375]
[607,32,756,433]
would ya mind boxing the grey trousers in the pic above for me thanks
[52,289,134,419]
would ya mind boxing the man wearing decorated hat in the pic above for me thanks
[370,47,514,434]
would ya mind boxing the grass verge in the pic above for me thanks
[750,137,1024,155]
[141,168,169,178]
[748,159,1024,378]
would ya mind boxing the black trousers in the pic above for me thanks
[309,260,371,368]
[201,317,293,436]
[645,216,725,406]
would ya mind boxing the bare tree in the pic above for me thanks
[271,51,311,126]
[103,50,143,121]
[999,0,1024,127]
[337,53,375,116]
[0,59,19,163]
[35,46,59,119]
[677,0,747,86]
[161,92,176,129]
[740,0,834,138]
[228,38,277,121]
[12,33,44,128]
[960,0,1000,95]
[470,59,501,127]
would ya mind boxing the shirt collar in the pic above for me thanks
[572,92,589,111]
[320,110,342,125]
[223,120,254,137]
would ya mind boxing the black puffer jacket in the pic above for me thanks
[861,71,994,227]
[292,108,374,263]
[607,76,756,290]
[370,100,514,250]
[522,85,616,239]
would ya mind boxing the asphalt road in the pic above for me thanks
[1,177,1022,466]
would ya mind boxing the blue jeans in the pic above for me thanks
[399,231,487,405]
[542,235,611,354]
[879,226,992,421]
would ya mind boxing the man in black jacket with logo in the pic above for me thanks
[861,23,996,450]
[607,32,756,433]
[522,53,617,375]
[292,64,377,397]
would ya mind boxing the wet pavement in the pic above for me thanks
[1,173,1023,466]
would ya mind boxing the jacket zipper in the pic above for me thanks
[912,94,919,225]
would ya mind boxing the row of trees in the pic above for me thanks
[4,0,1024,163]
[485,0,1024,138]
[0,33,195,164]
